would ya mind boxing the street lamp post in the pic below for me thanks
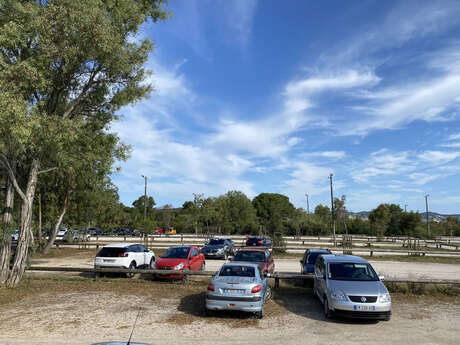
[305,194,310,215]
[141,175,148,222]
[329,173,336,246]
[425,194,430,237]
[404,204,408,212]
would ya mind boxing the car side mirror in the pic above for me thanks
[379,275,385,281]
[299,260,303,264]
[228,257,232,261]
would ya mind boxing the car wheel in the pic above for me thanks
[149,257,156,270]
[224,252,228,260]
[256,308,263,319]
[384,315,391,321]
[265,286,272,301]
[204,308,213,317]
[324,296,332,319]
[127,262,136,278]
[200,263,205,271]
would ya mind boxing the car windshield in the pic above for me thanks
[329,263,379,281]
[97,247,125,257]
[246,238,261,244]
[161,247,190,259]
[208,239,225,245]
[233,251,265,262]
[219,265,255,277]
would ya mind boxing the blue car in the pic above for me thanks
[300,248,331,274]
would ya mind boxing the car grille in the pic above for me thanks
[157,266,173,270]
[334,310,390,319]
[348,296,378,303]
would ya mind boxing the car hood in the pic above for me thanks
[328,279,388,295]
[156,258,186,267]
[203,245,225,250]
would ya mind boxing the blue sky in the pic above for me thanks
[111,0,460,214]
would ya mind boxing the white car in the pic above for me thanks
[94,243,156,277]
[56,228,68,241]
[11,229,19,241]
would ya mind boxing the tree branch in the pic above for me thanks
[0,154,26,201]
[37,167,58,175]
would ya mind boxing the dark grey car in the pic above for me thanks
[201,238,235,259]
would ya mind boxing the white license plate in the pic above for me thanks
[353,305,376,311]
[103,259,115,263]
[223,289,245,294]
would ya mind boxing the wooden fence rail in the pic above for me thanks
[26,266,460,289]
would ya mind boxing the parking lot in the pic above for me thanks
[0,277,459,345]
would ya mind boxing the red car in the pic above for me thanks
[231,248,275,274]
[155,245,205,279]
[154,228,164,234]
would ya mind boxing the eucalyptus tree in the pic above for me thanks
[0,0,168,287]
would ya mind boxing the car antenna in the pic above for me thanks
[126,307,142,345]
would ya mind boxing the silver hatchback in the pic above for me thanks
[314,255,391,320]
[205,262,270,319]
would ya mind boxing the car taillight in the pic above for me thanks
[118,253,128,257]
[251,285,262,293]
[207,284,215,292]
[258,240,262,244]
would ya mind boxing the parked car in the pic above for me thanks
[300,248,332,274]
[94,243,155,278]
[114,228,132,236]
[55,227,68,241]
[87,227,102,236]
[154,228,164,234]
[154,245,205,280]
[313,254,391,320]
[205,262,270,319]
[72,229,91,242]
[11,229,19,241]
[245,236,272,248]
[201,238,235,259]
[231,248,275,274]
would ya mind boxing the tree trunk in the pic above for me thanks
[5,159,39,287]
[0,173,15,285]
[42,192,68,255]
[38,193,42,249]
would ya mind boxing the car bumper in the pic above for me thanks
[330,300,392,319]
[204,252,225,259]
[206,294,263,312]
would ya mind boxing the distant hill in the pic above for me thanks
[347,211,460,221]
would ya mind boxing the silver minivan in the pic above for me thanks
[314,254,391,320]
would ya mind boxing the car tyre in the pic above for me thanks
[224,252,228,260]
[200,263,205,271]
[204,308,213,317]
[149,257,156,270]
[324,296,333,319]
[127,262,136,278]
[256,308,263,319]
[383,315,391,321]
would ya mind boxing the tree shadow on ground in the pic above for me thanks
[272,279,379,325]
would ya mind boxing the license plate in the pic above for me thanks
[223,289,244,294]
[353,305,376,311]
[103,259,115,263]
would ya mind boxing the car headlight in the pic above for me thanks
[330,289,348,302]
[379,293,391,303]
[217,248,224,252]
[174,262,185,270]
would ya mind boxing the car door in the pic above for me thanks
[265,250,275,273]
[138,244,148,266]
[188,248,199,270]
[314,256,326,300]
[258,266,268,301]
[300,250,308,273]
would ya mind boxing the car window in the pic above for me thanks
[328,263,379,281]
[233,251,265,262]
[138,245,146,252]
[219,265,255,277]
[97,247,125,257]
[191,248,198,257]
[161,247,190,258]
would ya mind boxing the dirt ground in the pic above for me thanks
[0,277,459,345]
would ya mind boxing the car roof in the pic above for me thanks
[169,245,192,250]
[306,249,331,253]
[103,243,140,248]
[238,248,267,252]
[320,254,369,264]
[220,262,261,269]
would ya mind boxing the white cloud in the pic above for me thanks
[448,133,460,141]
[408,173,446,186]
[223,0,258,45]
[418,150,460,165]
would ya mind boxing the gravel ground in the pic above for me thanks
[0,280,459,345]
